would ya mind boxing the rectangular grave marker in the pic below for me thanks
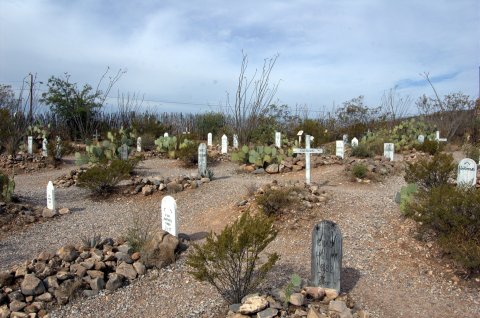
[311,220,342,293]
[42,138,48,157]
[233,134,239,149]
[342,134,349,144]
[164,132,169,137]
[456,158,477,187]
[137,137,142,152]
[384,143,394,161]
[47,181,55,211]
[293,135,323,184]
[121,144,128,161]
[275,131,281,148]
[207,133,212,147]
[351,137,358,148]
[55,136,62,159]
[28,136,33,154]
[161,195,178,236]
[335,140,344,159]
[221,134,228,154]
[198,143,207,177]
[297,130,303,146]
[418,134,425,144]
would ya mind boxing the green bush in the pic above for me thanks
[177,140,199,166]
[398,183,418,212]
[0,172,15,202]
[140,133,156,151]
[256,187,298,216]
[351,143,373,158]
[416,138,443,155]
[404,152,455,190]
[462,143,480,161]
[352,163,368,179]
[404,185,480,272]
[186,211,279,304]
[77,159,137,196]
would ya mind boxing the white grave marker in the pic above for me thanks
[42,138,48,157]
[351,137,359,148]
[46,181,55,211]
[161,195,178,236]
[456,158,477,187]
[221,134,228,154]
[164,132,169,137]
[233,134,239,149]
[55,136,62,159]
[342,134,349,144]
[121,144,128,161]
[335,141,344,159]
[207,133,212,147]
[297,130,304,146]
[435,131,447,142]
[198,143,207,177]
[418,134,425,144]
[27,136,33,154]
[384,143,394,161]
[137,137,142,152]
[275,131,281,148]
[293,135,323,184]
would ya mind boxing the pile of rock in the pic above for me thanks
[344,156,403,182]
[240,155,343,174]
[0,230,182,317]
[54,170,212,196]
[226,287,368,318]
[0,154,52,173]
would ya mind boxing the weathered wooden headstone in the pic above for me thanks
[137,137,142,152]
[221,134,228,154]
[233,134,239,149]
[293,135,323,184]
[383,143,394,161]
[164,132,169,137]
[27,136,33,154]
[198,143,207,177]
[207,133,213,147]
[435,131,447,142]
[417,134,425,144]
[351,137,358,148]
[161,195,178,236]
[121,144,128,161]
[456,158,477,187]
[335,141,344,159]
[55,136,62,159]
[342,134,349,144]
[46,181,55,211]
[275,131,281,148]
[311,220,342,293]
[42,138,48,157]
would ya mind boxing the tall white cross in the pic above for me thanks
[293,134,323,184]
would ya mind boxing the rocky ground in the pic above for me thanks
[0,155,479,317]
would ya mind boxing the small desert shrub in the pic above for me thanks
[80,233,102,249]
[140,133,156,151]
[186,211,279,304]
[177,141,199,167]
[462,143,480,162]
[351,143,373,158]
[416,139,443,155]
[0,172,15,202]
[404,152,455,190]
[126,208,157,253]
[77,159,137,196]
[404,185,480,272]
[244,183,258,196]
[352,163,368,179]
[398,183,418,213]
[256,187,298,216]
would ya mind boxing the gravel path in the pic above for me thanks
[1,158,479,317]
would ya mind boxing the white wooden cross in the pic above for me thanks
[293,134,323,184]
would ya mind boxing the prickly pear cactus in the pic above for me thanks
[0,172,15,202]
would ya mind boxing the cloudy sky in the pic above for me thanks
[0,0,479,115]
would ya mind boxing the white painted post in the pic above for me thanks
[297,130,303,146]
[164,132,169,137]
[47,181,55,211]
[28,136,33,154]
[198,143,207,177]
[275,132,281,148]
[305,135,311,184]
[383,143,394,161]
[137,137,142,152]
[351,137,358,148]
[335,141,344,159]
[207,133,212,147]
[161,195,178,236]
[221,134,228,154]
[233,134,239,149]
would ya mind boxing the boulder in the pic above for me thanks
[238,295,268,315]
[42,208,57,218]
[0,271,13,287]
[141,185,155,196]
[57,245,79,262]
[133,262,146,276]
[58,208,70,215]
[116,263,137,280]
[141,230,179,269]
[265,164,279,174]
[21,274,45,296]
[105,273,123,291]
[8,300,26,312]
[289,292,304,306]
[89,277,105,291]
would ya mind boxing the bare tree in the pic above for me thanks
[116,91,145,128]
[0,82,29,155]
[225,52,280,143]
[417,72,475,139]
[381,86,412,128]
